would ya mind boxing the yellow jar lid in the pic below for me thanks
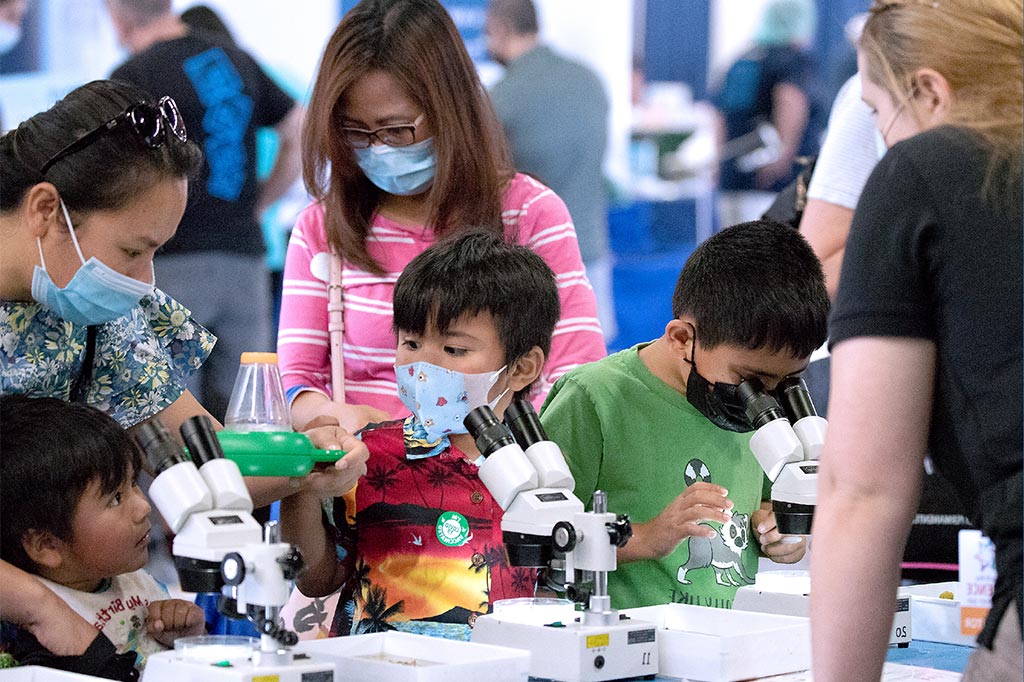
[239,352,279,364]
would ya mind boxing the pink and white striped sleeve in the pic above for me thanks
[277,205,332,403]
[509,175,607,405]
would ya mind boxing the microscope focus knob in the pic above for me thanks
[221,552,246,586]
[552,521,577,552]
[606,514,633,548]
[278,545,305,581]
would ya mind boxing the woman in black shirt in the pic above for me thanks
[810,2,1023,681]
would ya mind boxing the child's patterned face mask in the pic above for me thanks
[395,361,508,442]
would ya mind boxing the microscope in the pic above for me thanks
[467,400,659,682]
[731,380,912,645]
[738,376,825,535]
[134,416,337,681]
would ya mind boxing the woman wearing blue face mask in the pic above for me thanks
[0,79,208,428]
[0,79,370,664]
[277,0,607,439]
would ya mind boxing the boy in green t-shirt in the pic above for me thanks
[540,219,829,609]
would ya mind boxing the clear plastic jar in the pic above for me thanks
[223,352,290,432]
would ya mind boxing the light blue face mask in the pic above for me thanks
[354,138,436,196]
[31,199,155,326]
[395,360,509,443]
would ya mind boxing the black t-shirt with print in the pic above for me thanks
[831,125,1023,647]
[113,34,294,256]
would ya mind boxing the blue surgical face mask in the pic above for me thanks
[354,138,436,196]
[30,199,155,326]
[395,360,509,442]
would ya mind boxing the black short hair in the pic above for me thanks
[0,395,143,573]
[672,219,829,358]
[393,229,560,364]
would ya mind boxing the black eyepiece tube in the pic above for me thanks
[503,398,547,448]
[737,379,787,428]
[133,419,188,476]
[775,377,817,421]
[464,405,514,459]
[180,415,224,466]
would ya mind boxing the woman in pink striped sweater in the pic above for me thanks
[278,0,607,434]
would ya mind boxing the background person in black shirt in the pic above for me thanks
[106,0,303,421]
[810,2,1023,681]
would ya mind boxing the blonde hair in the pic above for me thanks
[861,0,1022,182]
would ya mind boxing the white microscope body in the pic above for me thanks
[732,379,912,646]
[467,401,659,682]
[134,417,336,682]
[739,377,826,535]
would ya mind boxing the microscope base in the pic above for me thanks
[143,649,336,682]
[471,613,659,682]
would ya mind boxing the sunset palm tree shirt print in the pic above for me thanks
[324,419,538,636]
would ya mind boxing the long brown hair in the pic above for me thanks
[303,0,514,274]
[860,0,1023,194]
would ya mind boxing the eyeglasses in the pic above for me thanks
[341,114,424,149]
[39,96,187,176]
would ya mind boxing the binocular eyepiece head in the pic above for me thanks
[737,378,787,429]
[736,376,818,428]
[465,405,515,458]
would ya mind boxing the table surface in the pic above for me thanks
[887,640,973,672]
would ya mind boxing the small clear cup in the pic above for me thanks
[174,635,258,663]
[491,597,577,625]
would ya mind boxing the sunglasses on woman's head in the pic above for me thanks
[39,96,188,176]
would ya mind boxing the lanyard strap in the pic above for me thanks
[328,249,345,401]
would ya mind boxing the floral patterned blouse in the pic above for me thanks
[0,290,215,428]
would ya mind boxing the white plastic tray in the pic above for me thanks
[296,631,530,682]
[0,668,109,681]
[622,603,810,682]
[899,581,978,647]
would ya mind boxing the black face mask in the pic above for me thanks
[684,326,754,433]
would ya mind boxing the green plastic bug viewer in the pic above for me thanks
[184,431,346,477]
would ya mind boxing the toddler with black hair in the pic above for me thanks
[0,395,206,679]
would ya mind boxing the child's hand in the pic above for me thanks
[751,506,806,564]
[629,482,734,560]
[292,420,369,499]
[301,402,391,435]
[146,599,206,647]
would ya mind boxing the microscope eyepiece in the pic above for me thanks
[503,398,548,448]
[134,419,188,475]
[464,405,515,458]
[774,377,817,421]
[179,415,224,466]
[737,379,787,428]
